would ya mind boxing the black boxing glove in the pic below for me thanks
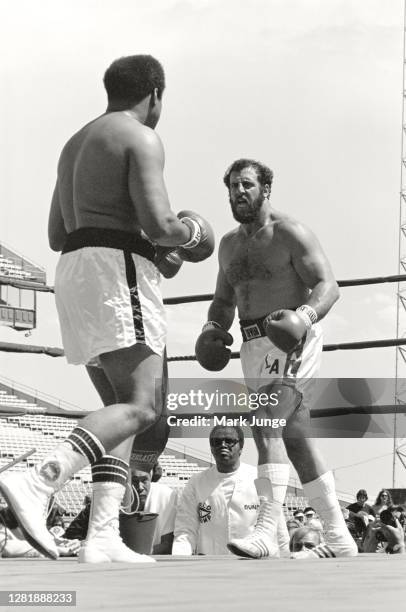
[177,210,215,263]
[155,246,183,279]
[195,322,233,371]
[263,310,308,353]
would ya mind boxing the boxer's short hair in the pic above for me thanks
[104,55,165,105]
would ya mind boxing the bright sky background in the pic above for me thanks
[1,0,406,501]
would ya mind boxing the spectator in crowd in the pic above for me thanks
[303,506,324,531]
[347,489,375,516]
[392,505,406,532]
[173,425,289,556]
[341,506,362,550]
[293,509,305,522]
[363,507,405,554]
[347,489,375,528]
[303,506,315,523]
[372,489,393,516]
[286,511,302,535]
[286,509,315,536]
[345,490,376,550]
[289,526,324,554]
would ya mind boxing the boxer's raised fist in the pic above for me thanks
[263,310,307,353]
[195,323,233,371]
[177,210,215,263]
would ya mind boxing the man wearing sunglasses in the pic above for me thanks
[173,426,274,555]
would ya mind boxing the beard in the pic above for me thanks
[229,195,263,223]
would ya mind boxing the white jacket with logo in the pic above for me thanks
[172,463,259,555]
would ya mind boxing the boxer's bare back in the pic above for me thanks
[55,112,163,234]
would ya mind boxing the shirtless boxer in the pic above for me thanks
[195,158,357,559]
[0,55,214,563]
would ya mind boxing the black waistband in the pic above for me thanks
[240,309,297,342]
[62,228,156,264]
[240,317,267,342]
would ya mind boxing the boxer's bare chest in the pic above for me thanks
[223,227,290,284]
[222,226,305,317]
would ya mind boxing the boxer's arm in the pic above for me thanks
[282,221,339,320]
[207,242,236,330]
[48,183,68,252]
[127,128,190,247]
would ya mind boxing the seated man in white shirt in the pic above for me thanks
[172,425,289,556]
[124,454,177,554]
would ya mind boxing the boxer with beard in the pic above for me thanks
[195,158,357,559]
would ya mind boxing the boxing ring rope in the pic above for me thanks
[1,271,405,360]
[1,337,406,362]
[0,449,36,474]
[1,272,406,419]
[0,342,64,357]
[2,271,406,301]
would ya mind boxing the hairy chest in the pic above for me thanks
[223,233,291,285]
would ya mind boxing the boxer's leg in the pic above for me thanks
[79,351,167,562]
[228,383,298,558]
[86,364,134,512]
[78,455,154,563]
[0,344,162,560]
[284,407,357,558]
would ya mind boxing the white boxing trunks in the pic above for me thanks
[239,316,323,409]
[54,228,166,365]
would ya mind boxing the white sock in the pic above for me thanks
[86,482,125,541]
[257,463,289,505]
[35,441,90,491]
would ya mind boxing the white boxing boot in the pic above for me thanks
[291,472,358,559]
[277,513,290,554]
[0,468,58,559]
[79,482,155,564]
[227,478,280,559]
[1,525,43,558]
[0,450,86,559]
[256,462,290,554]
[0,428,102,560]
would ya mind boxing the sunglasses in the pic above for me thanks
[210,438,239,449]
